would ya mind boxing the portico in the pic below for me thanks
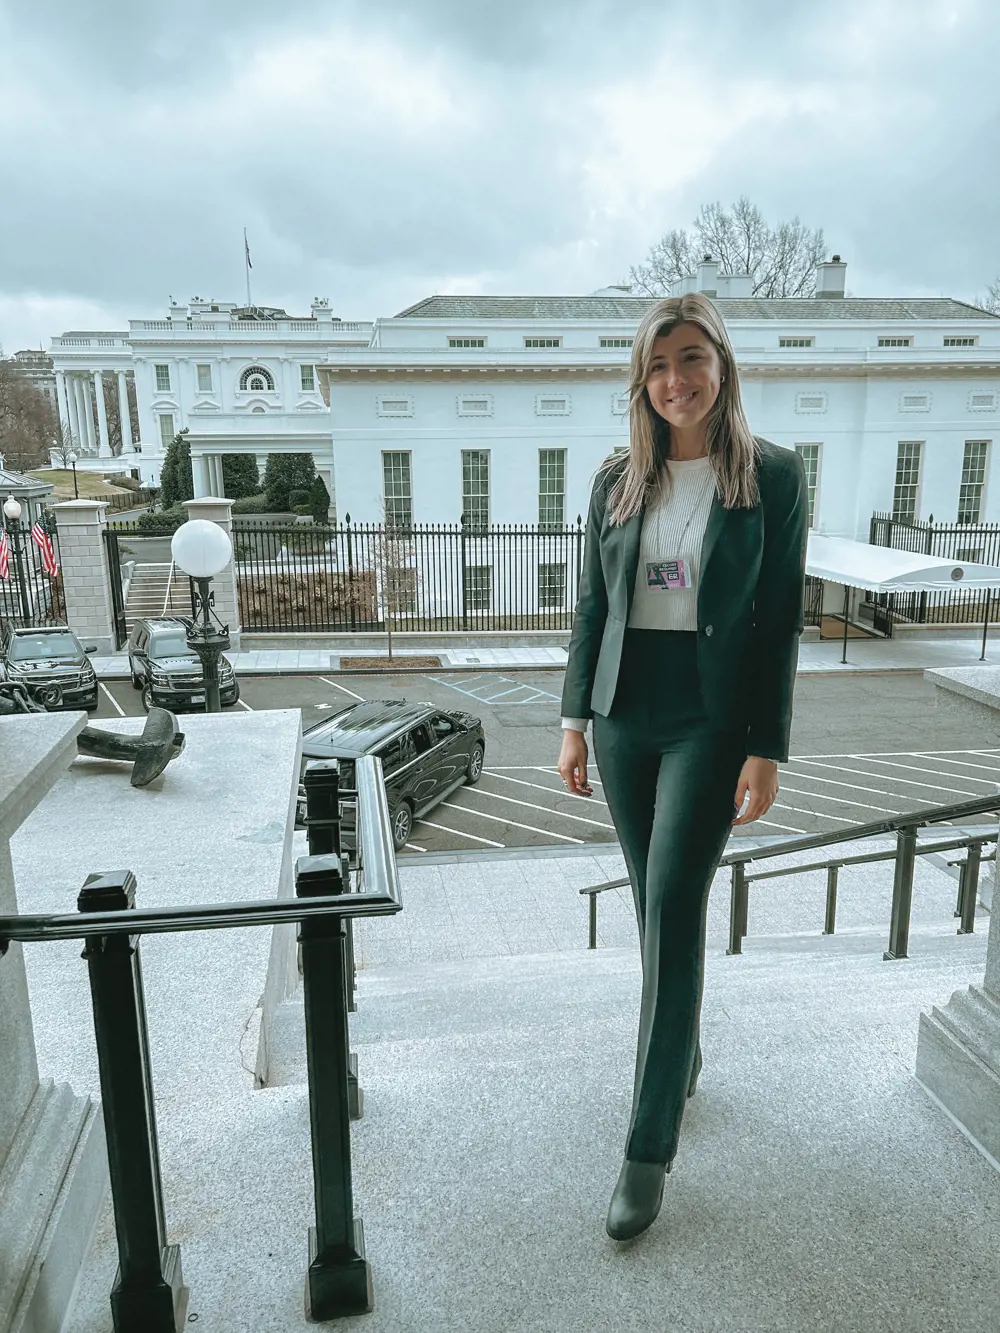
[49,334,137,460]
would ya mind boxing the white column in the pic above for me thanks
[78,375,96,453]
[93,370,111,457]
[72,376,89,453]
[116,370,134,452]
[191,452,211,498]
[55,371,70,446]
[65,374,81,451]
[211,455,225,496]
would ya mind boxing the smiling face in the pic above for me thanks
[643,320,724,436]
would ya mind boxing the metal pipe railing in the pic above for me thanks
[579,789,1000,959]
[0,754,398,1327]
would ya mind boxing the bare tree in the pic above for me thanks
[628,196,827,297]
[972,277,1000,315]
[0,352,59,471]
[371,501,418,662]
[100,372,141,455]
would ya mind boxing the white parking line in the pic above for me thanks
[415,818,504,848]
[460,784,616,830]
[318,676,365,701]
[817,758,981,798]
[783,763,951,800]
[236,699,253,711]
[856,755,999,788]
[99,682,125,716]
[404,842,426,852]
[910,753,1000,775]
[778,784,903,815]
[485,770,612,808]
[773,801,863,825]
[440,800,585,844]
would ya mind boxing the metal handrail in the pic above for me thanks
[579,789,1000,958]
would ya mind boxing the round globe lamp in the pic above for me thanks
[171,520,233,713]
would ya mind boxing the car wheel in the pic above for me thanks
[129,659,142,689]
[391,801,413,851]
[224,680,241,707]
[466,743,485,784]
[140,684,153,713]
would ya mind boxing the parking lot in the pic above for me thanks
[84,666,1000,854]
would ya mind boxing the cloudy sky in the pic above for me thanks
[1,0,998,350]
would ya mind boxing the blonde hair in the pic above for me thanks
[602,293,760,524]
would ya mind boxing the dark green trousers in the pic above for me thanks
[592,628,747,1164]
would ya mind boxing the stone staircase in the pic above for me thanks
[123,561,192,632]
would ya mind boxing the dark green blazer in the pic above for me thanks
[560,439,808,763]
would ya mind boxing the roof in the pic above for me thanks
[0,468,54,497]
[302,699,435,755]
[394,295,999,322]
[807,533,1000,592]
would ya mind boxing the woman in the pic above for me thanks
[558,292,808,1242]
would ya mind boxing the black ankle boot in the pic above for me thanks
[606,1158,671,1241]
[687,1044,703,1100]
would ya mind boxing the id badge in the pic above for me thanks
[646,558,692,590]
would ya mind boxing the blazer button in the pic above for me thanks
[704,624,714,637]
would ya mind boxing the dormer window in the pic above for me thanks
[877,336,913,348]
[600,337,633,349]
[449,337,486,348]
[524,337,562,349]
[944,336,978,347]
[240,364,275,391]
[779,337,814,348]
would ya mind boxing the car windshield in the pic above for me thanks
[8,632,82,662]
[149,630,192,659]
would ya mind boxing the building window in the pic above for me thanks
[779,337,814,348]
[958,440,990,525]
[539,449,566,528]
[899,392,931,412]
[535,393,571,416]
[795,392,827,414]
[600,337,634,349]
[945,336,978,347]
[456,394,493,417]
[612,391,630,415]
[794,444,821,528]
[154,364,171,392]
[300,364,315,391]
[158,413,175,447]
[524,337,562,349]
[196,364,213,392]
[376,394,413,417]
[538,562,567,609]
[878,336,913,348]
[239,364,275,391]
[464,564,492,612]
[892,441,922,522]
[382,451,413,528]
[449,337,486,348]
[969,391,998,412]
[461,451,490,529]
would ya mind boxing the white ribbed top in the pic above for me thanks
[627,455,716,631]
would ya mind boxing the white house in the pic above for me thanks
[315,257,1000,545]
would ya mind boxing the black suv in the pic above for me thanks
[127,616,240,711]
[0,621,98,711]
[299,699,486,851]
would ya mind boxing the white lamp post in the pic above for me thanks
[170,519,233,713]
[67,450,79,499]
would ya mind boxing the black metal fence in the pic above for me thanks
[868,512,1000,625]
[233,516,587,633]
[0,520,65,627]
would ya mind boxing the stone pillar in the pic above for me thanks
[76,376,95,454]
[51,500,117,653]
[191,452,211,498]
[915,888,1000,1170]
[93,369,111,458]
[64,374,80,452]
[183,497,241,651]
[68,376,83,453]
[116,370,134,452]
[0,713,108,1333]
[55,371,70,447]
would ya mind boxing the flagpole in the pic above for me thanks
[244,228,252,309]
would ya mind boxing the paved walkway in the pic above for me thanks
[89,634,1000,678]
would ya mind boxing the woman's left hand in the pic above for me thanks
[732,755,779,825]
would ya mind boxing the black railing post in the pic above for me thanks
[296,853,374,1319]
[885,825,917,960]
[588,891,597,949]
[78,870,187,1332]
[304,759,362,1120]
[957,841,982,935]
[823,864,839,934]
[726,861,747,955]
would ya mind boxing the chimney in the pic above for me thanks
[696,255,719,297]
[815,254,847,299]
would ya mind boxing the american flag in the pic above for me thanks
[0,528,8,581]
[30,522,59,577]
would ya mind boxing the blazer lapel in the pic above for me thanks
[621,509,643,619]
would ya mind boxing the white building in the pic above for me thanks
[316,257,1000,543]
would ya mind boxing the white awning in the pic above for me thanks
[806,533,1000,593]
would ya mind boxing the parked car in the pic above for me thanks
[298,699,486,851]
[127,616,240,712]
[0,621,98,711]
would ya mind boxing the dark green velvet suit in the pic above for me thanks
[561,439,808,1165]
[561,438,809,763]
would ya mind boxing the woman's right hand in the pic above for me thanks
[558,729,593,796]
